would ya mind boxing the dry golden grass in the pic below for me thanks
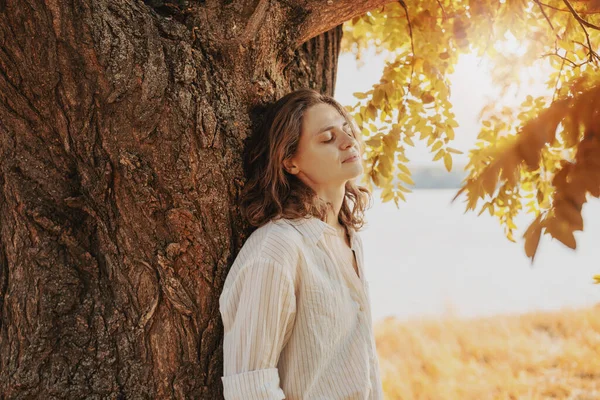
[373,305,600,400]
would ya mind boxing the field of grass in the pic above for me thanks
[373,305,600,400]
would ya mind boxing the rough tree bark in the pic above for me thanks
[0,0,393,398]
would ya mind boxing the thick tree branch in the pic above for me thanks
[290,0,397,47]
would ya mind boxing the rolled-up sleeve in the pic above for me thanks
[219,256,297,400]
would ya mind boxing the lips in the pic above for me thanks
[343,154,359,163]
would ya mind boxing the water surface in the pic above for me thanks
[362,189,600,323]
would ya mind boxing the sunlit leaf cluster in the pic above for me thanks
[342,0,600,264]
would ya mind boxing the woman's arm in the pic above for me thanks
[219,256,297,400]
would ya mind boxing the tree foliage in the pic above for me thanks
[341,0,600,268]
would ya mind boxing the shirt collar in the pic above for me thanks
[280,215,357,247]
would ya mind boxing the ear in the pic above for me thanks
[283,158,299,175]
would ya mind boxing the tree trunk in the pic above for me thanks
[0,0,390,397]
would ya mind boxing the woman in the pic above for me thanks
[219,88,384,399]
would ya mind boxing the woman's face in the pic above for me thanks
[283,103,363,189]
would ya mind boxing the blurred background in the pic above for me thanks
[336,47,600,323]
[335,44,600,400]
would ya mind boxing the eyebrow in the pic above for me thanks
[314,120,349,136]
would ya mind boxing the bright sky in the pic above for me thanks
[334,45,554,167]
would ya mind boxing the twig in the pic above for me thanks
[436,0,447,21]
[562,0,600,30]
[534,0,556,32]
[561,0,600,63]
[538,1,600,15]
[540,51,584,68]
[398,0,415,92]
[573,39,600,63]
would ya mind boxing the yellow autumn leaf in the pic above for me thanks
[446,119,459,128]
[395,190,406,202]
[397,152,410,163]
[396,184,412,193]
[477,202,491,216]
[523,214,543,261]
[397,172,415,186]
[397,162,411,175]
[444,153,453,171]
[427,134,436,147]
[381,187,394,202]
[365,137,382,147]
[433,148,445,161]
[421,92,435,104]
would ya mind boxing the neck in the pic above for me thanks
[316,184,346,231]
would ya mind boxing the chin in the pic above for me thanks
[345,167,363,180]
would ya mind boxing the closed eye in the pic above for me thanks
[323,123,352,143]
[323,134,335,143]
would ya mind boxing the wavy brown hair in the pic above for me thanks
[240,88,373,233]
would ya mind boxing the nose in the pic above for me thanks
[336,127,356,149]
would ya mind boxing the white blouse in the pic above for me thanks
[219,215,384,399]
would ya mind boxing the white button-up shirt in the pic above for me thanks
[219,215,384,399]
